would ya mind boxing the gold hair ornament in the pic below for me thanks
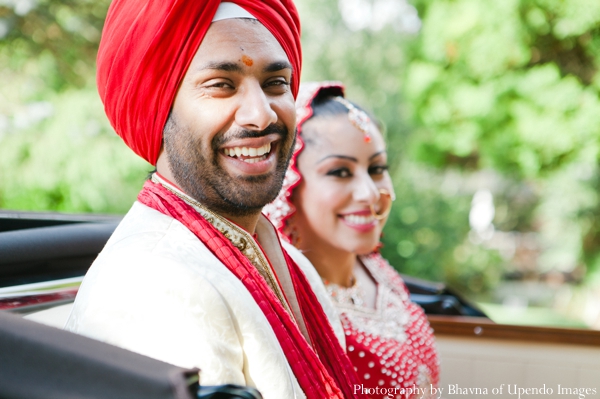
[333,97,373,143]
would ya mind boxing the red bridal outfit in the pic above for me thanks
[264,81,440,399]
[327,253,439,399]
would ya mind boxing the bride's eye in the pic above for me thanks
[327,168,352,178]
[368,165,388,176]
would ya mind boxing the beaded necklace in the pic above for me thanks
[324,277,366,307]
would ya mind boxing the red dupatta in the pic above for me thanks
[137,180,366,399]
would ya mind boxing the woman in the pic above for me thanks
[265,82,440,398]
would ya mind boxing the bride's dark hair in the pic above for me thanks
[310,92,382,129]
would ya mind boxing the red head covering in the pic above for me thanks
[97,0,302,165]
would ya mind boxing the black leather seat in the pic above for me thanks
[0,311,198,399]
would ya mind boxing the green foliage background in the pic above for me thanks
[296,0,600,302]
[0,0,149,214]
[2,0,600,315]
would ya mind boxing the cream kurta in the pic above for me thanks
[64,201,343,399]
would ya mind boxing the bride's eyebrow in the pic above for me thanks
[316,154,358,164]
[369,151,386,161]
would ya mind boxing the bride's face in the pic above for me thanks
[292,114,393,256]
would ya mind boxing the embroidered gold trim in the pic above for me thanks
[151,174,293,316]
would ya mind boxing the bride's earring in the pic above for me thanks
[284,216,302,247]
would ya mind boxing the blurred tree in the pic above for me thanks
[0,0,148,214]
[0,0,109,91]
[402,0,600,286]
[405,0,600,177]
[0,87,149,214]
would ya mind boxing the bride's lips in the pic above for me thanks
[219,134,280,175]
[339,210,378,233]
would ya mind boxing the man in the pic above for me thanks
[64,1,364,399]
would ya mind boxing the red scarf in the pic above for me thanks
[138,180,366,399]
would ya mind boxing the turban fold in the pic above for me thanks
[97,0,302,165]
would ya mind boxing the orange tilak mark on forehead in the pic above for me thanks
[241,55,254,66]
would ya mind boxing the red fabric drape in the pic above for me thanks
[97,0,302,165]
[138,180,366,399]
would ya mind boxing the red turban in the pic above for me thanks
[97,0,302,165]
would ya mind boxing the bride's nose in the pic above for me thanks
[352,172,380,205]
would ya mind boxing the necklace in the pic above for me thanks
[324,276,365,306]
[150,174,294,319]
